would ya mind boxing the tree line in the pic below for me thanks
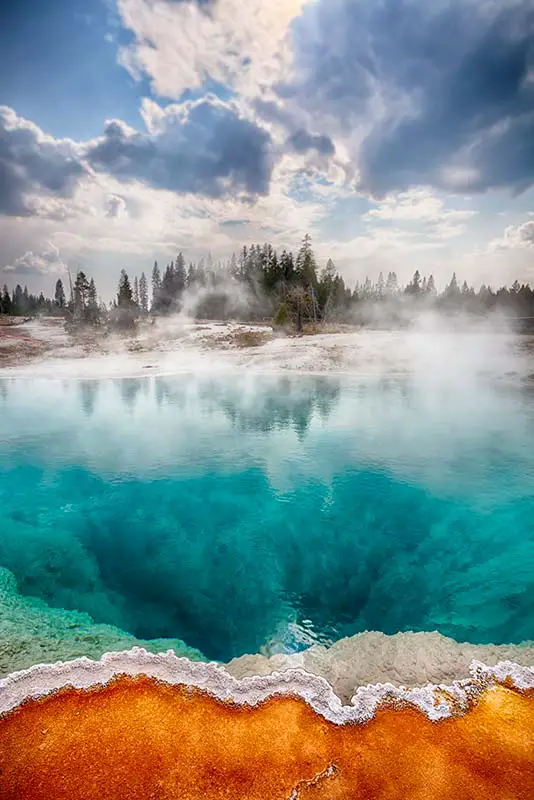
[3,235,534,331]
[0,283,60,317]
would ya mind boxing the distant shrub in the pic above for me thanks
[233,330,271,348]
[273,303,289,328]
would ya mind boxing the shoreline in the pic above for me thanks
[1,646,533,723]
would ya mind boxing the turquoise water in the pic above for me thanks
[1,373,533,662]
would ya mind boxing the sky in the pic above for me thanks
[1,0,534,298]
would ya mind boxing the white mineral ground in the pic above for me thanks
[1,647,533,724]
[0,315,533,380]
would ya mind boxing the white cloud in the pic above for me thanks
[0,106,87,217]
[363,189,476,243]
[116,0,306,99]
[106,194,128,218]
[488,216,534,251]
[365,189,475,225]
[2,243,67,277]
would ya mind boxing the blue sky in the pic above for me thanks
[0,0,148,137]
[1,0,534,297]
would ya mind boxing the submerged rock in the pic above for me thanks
[226,629,534,702]
[0,568,204,677]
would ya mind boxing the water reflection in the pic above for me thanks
[79,380,100,417]
[154,375,341,438]
[118,378,146,413]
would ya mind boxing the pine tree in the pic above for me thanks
[133,276,139,307]
[296,234,318,289]
[54,278,66,309]
[187,263,197,287]
[324,258,336,277]
[73,272,89,320]
[151,261,161,313]
[2,285,11,315]
[406,270,421,295]
[317,258,337,320]
[12,285,23,315]
[377,272,385,297]
[139,272,149,314]
[114,270,137,329]
[174,253,187,306]
[238,246,248,281]
[196,258,206,286]
[117,269,133,307]
[160,262,175,313]
[262,248,281,294]
[386,272,398,294]
[286,285,312,333]
[362,276,372,299]
[446,272,460,298]
[229,253,238,279]
[87,278,100,324]
[279,250,295,289]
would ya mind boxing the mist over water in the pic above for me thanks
[1,333,534,662]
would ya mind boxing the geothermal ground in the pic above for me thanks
[2,314,533,380]
[1,652,533,800]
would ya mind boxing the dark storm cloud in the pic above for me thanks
[287,0,534,194]
[87,98,273,198]
[288,129,335,157]
[0,107,86,216]
[253,99,336,162]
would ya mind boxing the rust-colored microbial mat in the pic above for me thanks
[0,675,533,800]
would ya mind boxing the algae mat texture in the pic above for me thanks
[0,675,533,799]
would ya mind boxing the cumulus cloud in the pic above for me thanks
[0,96,274,219]
[2,243,67,277]
[489,216,534,250]
[285,0,534,195]
[116,0,306,99]
[86,96,273,198]
[0,107,87,217]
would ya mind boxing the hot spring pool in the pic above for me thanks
[1,372,533,664]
